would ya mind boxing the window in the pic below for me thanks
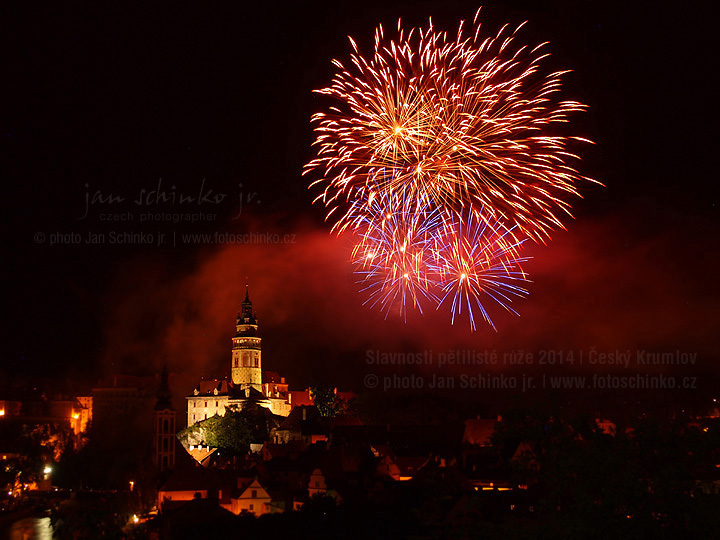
[251,490,257,498]
[204,402,207,407]
[249,504,254,511]
[215,401,218,407]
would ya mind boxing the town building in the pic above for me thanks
[91,374,156,426]
[0,400,22,417]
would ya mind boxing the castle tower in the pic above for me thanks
[153,365,176,471]
[231,286,262,392]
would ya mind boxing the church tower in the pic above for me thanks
[231,286,262,392]
[153,365,176,472]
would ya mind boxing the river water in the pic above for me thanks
[4,517,52,540]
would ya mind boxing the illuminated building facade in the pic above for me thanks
[186,288,292,427]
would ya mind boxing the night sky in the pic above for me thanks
[5,1,718,394]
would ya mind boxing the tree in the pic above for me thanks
[214,411,252,455]
[177,412,252,455]
[310,386,344,417]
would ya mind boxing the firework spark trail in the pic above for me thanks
[349,195,529,328]
[349,186,443,320]
[305,10,596,241]
[430,210,530,331]
[305,8,595,329]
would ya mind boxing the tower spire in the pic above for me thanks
[153,362,176,471]
[240,282,255,323]
[155,362,173,411]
